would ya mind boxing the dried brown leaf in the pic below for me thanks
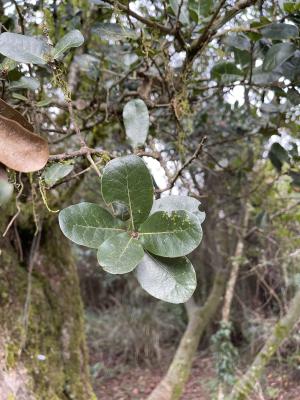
[0,98,33,132]
[0,115,49,172]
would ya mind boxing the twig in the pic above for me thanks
[186,0,227,63]
[87,153,102,178]
[49,147,106,161]
[185,0,258,66]
[12,0,25,34]
[101,0,172,34]
[67,101,86,147]
[51,160,104,188]
[3,173,24,237]
[49,148,160,162]
[157,137,207,193]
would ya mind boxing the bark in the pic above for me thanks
[147,271,227,400]
[229,289,300,400]
[217,204,250,400]
[0,212,96,400]
[221,205,250,324]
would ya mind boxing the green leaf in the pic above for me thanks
[169,0,189,24]
[9,76,39,91]
[36,98,53,107]
[101,155,153,228]
[256,210,269,229]
[261,23,299,40]
[223,34,251,51]
[287,88,300,106]
[0,179,14,206]
[278,53,300,81]
[151,195,205,224]
[233,49,251,67]
[97,232,144,274]
[279,0,300,13]
[289,171,300,189]
[268,142,290,172]
[139,210,202,258]
[263,43,296,72]
[0,33,51,65]
[92,23,137,41]
[43,163,74,187]
[0,58,17,73]
[12,93,28,101]
[188,0,213,20]
[59,202,124,248]
[52,30,84,59]
[136,253,196,303]
[123,99,149,148]
[252,69,282,85]
[211,62,243,83]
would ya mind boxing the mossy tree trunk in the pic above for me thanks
[0,212,96,400]
[229,288,300,400]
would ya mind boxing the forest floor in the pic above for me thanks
[90,351,300,400]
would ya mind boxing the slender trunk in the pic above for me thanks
[147,272,227,400]
[0,214,96,400]
[229,289,300,400]
[221,205,250,324]
[217,205,250,400]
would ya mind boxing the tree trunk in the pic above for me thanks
[217,204,250,400]
[229,289,300,400]
[147,272,227,400]
[0,213,96,400]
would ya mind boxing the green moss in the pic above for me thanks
[0,214,96,399]
[5,342,20,370]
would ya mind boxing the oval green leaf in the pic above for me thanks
[211,61,243,82]
[59,202,125,248]
[136,253,196,303]
[101,155,153,228]
[43,163,74,187]
[123,99,149,148]
[52,30,84,59]
[139,210,202,258]
[223,34,251,51]
[0,33,51,65]
[97,232,144,274]
[261,23,299,40]
[9,76,40,91]
[92,23,137,41]
[151,195,206,224]
[263,43,296,72]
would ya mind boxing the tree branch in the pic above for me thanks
[101,0,172,34]
[186,0,258,64]
[157,137,207,193]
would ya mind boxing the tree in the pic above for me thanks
[1,0,300,398]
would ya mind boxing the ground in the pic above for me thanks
[90,351,300,400]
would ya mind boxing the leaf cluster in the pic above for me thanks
[59,154,205,303]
